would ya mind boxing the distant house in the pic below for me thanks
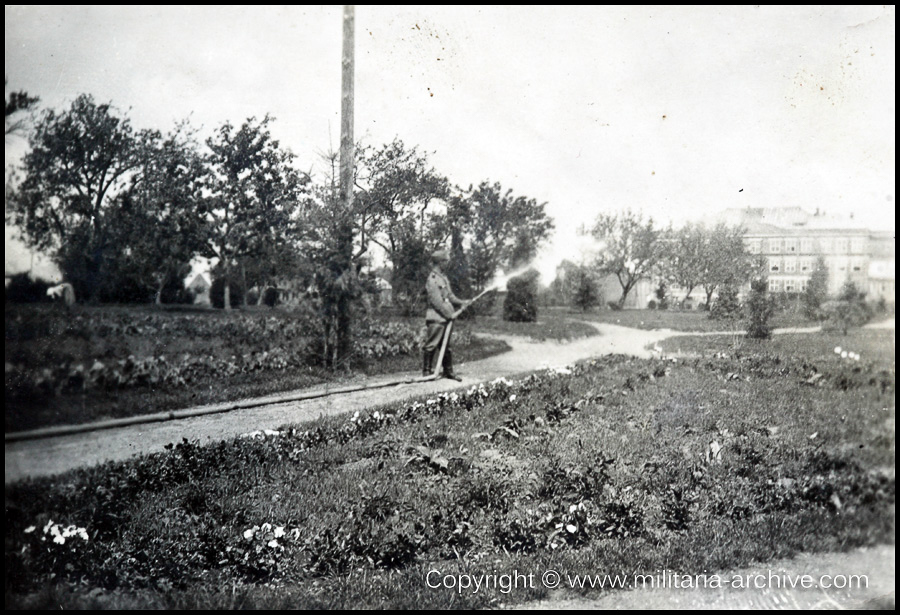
[188,273,211,305]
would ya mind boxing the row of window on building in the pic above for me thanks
[767,257,867,274]
[747,237,867,255]
[767,278,808,293]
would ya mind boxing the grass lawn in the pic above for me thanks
[4,304,510,433]
[6,330,893,608]
[575,307,818,332]
[464,311,600,342]
[657,327,896,367]
[383,303,601,343]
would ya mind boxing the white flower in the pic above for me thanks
[267,539,280,549]
[24,526,36,534]
[566,524,578,533]
[569,504,578,513]
[274,526,285,538]
[834,346,842,354]
[509,394,517,402]
[53,534,65,545]
[841,351,848,359]
[243,529,255,540]
[426,398,437,406]
[372,411,381,420]
[261,522,272,533]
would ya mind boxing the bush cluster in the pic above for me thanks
[503,271,539,322]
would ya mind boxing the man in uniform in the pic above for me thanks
[423,249,470,380]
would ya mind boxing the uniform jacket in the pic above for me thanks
[426,268,464,323]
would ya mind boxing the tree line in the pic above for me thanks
[548,210,762,311]
[5,93,554,318]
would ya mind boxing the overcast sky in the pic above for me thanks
[5,5,896,281]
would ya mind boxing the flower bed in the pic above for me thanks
[6,352,894,609]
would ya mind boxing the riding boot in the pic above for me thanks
[422,350,434,376]
[442,349,462,381]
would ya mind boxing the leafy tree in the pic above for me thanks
[666,222,707,304]
[699,223,752,309]
[202,115,308,309]
[745,277,775,339]
[305,155,365,369]
[446,227,473,299]
[591,209,665,308]
[464,181,554,292]
[802,256,829,320]
[210,273,246,309]
[654,280,669,310]
[6,95,150,301]
[5,79,40,138]
[548,260,576,306]
[352,139,451,312]
[107,122,208,304]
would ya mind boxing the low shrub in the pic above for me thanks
[503,271,539,322]
[5,273,53,304]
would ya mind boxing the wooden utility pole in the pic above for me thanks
[340,5,354,211]
[333,5,355,366]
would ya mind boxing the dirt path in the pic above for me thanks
[5,322,672,484]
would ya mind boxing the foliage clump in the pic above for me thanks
[744,277,775,339]
[4,273,52,304]
[572,267,602,312]
[210,275,246,309]
[709,282,741,321]
[822,281,872,335]
[503,270,539,322]
[802,256,829,320]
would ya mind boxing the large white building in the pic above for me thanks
[594,207,894,309]
[719,207,894,303]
